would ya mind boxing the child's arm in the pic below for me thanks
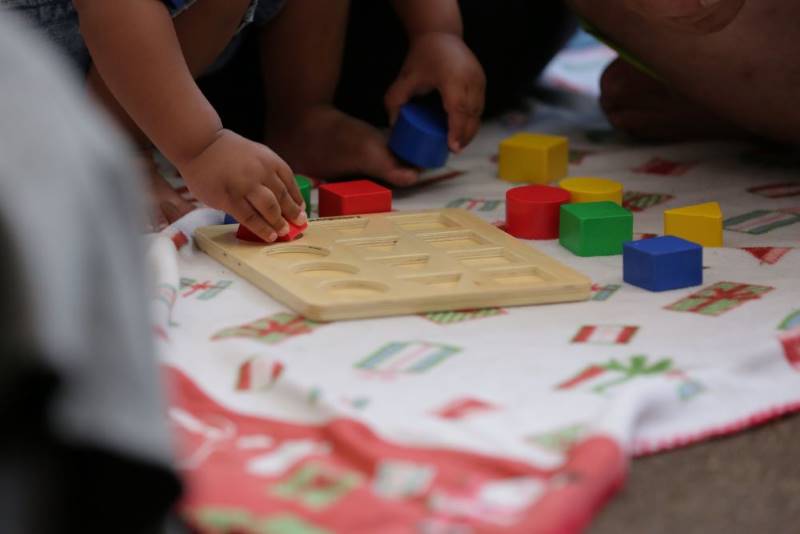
[74,0,305,241]
[385,0,486,153]
[625,0,746,32]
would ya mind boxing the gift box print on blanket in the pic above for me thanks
[151,45,800,534]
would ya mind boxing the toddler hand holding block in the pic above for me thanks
[388,103,449,169]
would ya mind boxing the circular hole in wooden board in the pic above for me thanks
[262,245,331,262]
[292,262,359,279]
[322,280,390,299]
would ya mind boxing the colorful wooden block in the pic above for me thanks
[388,103,449,168]
[498,133,568,184]
[664,202,723,247]
[505,185,571,240]
[295,174,312,216]
[236,221,308,243]
[559,201,633,257]
[559,177,623,205]
[223,213,238,225]
[623,236,703,292]
[318,179,392,217]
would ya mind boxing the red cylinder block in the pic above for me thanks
[506,185,571,239]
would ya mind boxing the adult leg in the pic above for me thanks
[569,0,800,144]
[599,58,750,142]
[85,0,252,223]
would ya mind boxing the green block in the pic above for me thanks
[295,175,312,216]
[559,201,633,256]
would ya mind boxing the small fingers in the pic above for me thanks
[232,197,279,243]
[443,83,476,153]
[385,71,422,125]
[270,160,307,225]
[247,185,288,236]
[462,82,485,147]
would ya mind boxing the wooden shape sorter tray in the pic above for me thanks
[194,208,592,321]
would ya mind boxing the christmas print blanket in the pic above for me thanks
[150,41,800,534]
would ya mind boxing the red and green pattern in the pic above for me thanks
[633,157,694,176]
[742,247,792,265]
[423,308,507,325]
[622,191,674,212]
[446,198,504,212]
[591,284,622,302]
[270,462,363,510]
[725,210,800,235]
[180,277,233,300]
[213,313,324,344]
[780,329,800,371]
[572,325,639,345]
[779,310,800,331]
[527,424,587,454]
[194,508,331,534]
[665,281,774,317]
[747,182,800,198]
[557,355,674,394]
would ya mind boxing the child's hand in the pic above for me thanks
[179,129,306,242]
[626,0,745,33]
[385,32,486,153]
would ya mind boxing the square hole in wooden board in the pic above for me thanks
[312,215,371,235]
[449,247,524,267]
[367,253,433,271]
[399,272,464,289]
[336,235,403,254]
[418,230,491,250]
[477,266,555,286]
[386,212,458,232]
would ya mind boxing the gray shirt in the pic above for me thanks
[0,12,181,533]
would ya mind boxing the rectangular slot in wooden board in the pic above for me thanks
[194,208,592,321]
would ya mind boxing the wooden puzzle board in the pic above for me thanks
[194,209,592,321]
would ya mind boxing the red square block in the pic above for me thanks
[318,179,392,217]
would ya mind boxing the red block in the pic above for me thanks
[506,184,571,240]
[236,221,308,243]
[318,179,392,217]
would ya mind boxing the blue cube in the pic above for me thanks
[388,103,449,169]
[623,236,703,292]
[223,213,238,225]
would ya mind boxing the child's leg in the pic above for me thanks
[569,0,800,144]
[86,0,252,224]
[259,0,419,186]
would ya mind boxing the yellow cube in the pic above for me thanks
[498,133,568,183]
[664,202,724,247]
[559,177,624,205]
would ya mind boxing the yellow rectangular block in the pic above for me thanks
[498,133,568,184]
[664,202,724,247]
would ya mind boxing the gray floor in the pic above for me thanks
[590,412,800,534]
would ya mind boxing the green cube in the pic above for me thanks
[295,174,312,216]
[559,201,633,256]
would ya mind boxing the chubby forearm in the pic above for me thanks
[391,0,463,39]
[74,0,221,166]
